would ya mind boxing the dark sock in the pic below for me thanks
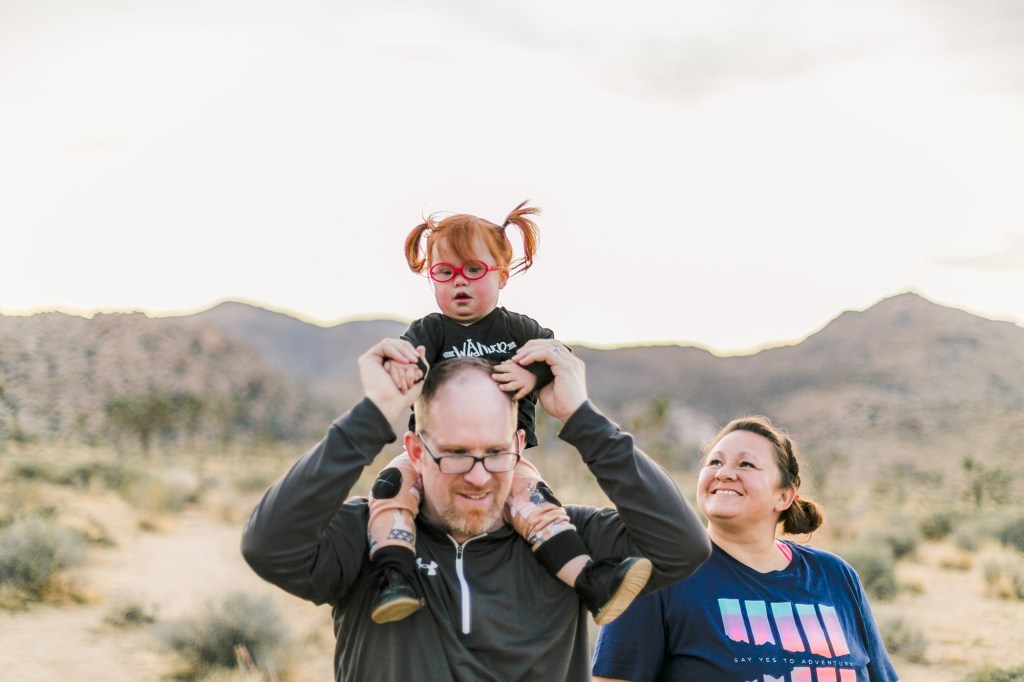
[532,531,590,579]
[372,545,417,579]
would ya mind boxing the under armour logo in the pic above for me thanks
[416,558,438,576]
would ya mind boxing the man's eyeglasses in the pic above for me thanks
[428,261,502,283]
[416,432,521,474]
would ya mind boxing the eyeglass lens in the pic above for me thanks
[438,453,519,474]
[429,261,492,282]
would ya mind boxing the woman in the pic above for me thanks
[592,416,898,682]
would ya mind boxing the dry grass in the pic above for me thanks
[2,441,1023,682]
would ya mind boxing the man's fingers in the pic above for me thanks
[378,342,427,391]
[511,339,568,366]
[380,338,422,365]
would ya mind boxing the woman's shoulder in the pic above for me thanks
[785,540,858,574]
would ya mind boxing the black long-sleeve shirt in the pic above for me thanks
[241,397,711,682]
[402,307,555,447]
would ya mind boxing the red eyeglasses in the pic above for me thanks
[428,261,502,283]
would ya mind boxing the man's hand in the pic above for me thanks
[358,339,427,424]
[510,339,586,423]
[383,356,426,394]
[491,361,539,400]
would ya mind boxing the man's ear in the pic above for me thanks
[405,431,424,474]
[516,429,525,450]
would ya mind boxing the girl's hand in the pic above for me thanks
[491,361,539,400]
[359,340,426,423]
[380,342,423,391]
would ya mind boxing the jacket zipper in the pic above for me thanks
[450,534,485,635]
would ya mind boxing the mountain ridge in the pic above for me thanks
[2,291,1021,511]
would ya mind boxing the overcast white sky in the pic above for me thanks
[2,0,1023,352]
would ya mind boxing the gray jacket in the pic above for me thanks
[241,398,710,681]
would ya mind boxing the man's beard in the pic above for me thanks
[439,498,505,538]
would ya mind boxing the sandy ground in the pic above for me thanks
[0,489,335,681]
[878,542,1024,682]
[2,465,1023,681]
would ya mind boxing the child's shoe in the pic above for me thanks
[369,546,425,624]
[574,556,652,625]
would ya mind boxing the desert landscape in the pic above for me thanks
[1,441,1023,681]
[2,293,1023,681]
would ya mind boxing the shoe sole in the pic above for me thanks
[371,596,425,624]
[592,558,653,626]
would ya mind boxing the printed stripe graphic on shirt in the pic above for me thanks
[745,600,774,646]
[796,603,833,657]
[441,339,517,359]
[819,605,851,656]
[769,602,804,652]
[817,665,839,681]
[718,599,852,657]
[719,599,747,642]
[745,670,854,682]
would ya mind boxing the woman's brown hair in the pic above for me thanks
[703,415,824,535]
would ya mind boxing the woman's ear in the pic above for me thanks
[775,485,798,513]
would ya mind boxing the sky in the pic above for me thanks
[2,0,1023,353]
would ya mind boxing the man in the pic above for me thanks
[241,338,710,681]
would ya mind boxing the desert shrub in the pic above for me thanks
[233,469,276,494]
[10,461,63,484]
[938,550,973,571]
[120,472,200,515]
[919,510,956,541]
[159,591,287,676]
[869,527,918,561]
[959,663,1024,682]
[954,513,1012,552]
[997,515,1024,553]
[879,614,928,663]
[836,543,899,601]
[105,598,158,627]
[956,512,1024,554]
[0,513,86,607]
[8,458,137,493]
[57,460,138,491]
[979,547,1024,600]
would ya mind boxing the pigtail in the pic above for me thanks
[501,200,541,276]
[404,220,432,274]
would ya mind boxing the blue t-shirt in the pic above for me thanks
[592,541,899,682]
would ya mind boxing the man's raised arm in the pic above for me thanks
[240,339,425,603]
[511,339,711,591]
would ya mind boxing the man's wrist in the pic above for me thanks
[364,393,408,430]
[557,400,597,438]
[343,395,400,441]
